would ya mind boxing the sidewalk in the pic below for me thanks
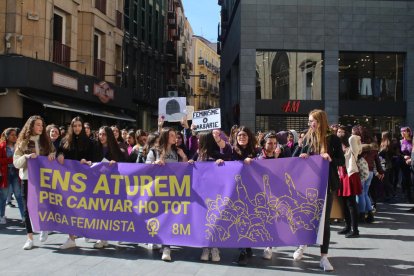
[1,199,413,275]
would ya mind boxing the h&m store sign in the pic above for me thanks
[282,100,301,113]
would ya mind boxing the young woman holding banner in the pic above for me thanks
[56,116,95,249]
[146,127,188,261]
[13,115,56,250]
[188,130,230,262]
[91,126,126,249]
[293,109,344,271]
[231,126,260,266]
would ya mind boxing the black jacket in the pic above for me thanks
[57,136,94,161]
[300,134,345,192]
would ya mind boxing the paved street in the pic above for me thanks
[1,198,413,276]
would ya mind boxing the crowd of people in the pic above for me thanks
[0,109,413,271]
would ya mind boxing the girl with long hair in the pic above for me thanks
[356,126,384,223]
[56,116,94,249]
[292,109,345,271]
[126,130,136,156]
[137,132,160,163]
[13,115,55,250]
[231,126,260,266]
[46,124,61,150]
[146,127,187,261]
[111,125,128,159]
[337,129,362,238]
[92,126,126,249]
[379,131,396,201]
[0,128,24,224]
[400,127,413,203]
[188,130,226,262]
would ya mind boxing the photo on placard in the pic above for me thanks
[158,97,187,122]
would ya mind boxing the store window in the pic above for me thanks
[339,52,404,102]
[256,51,323,100]
[256,115,308,133]
[339,115,403,138]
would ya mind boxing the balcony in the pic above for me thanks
[198,58,205,66]
[53,40,71,67]
[95,0,107,14]
[199,79,207,89]
[94,59,105,80]
[116,10,123,29]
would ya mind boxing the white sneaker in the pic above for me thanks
[211,247,220,262]
[200,248,210,261]
[93,240,109,248]
[320,256,334,271]
[263,247,273,260]
[0,216,7,224]
[39,231,49,242]
[22,239,33,250]
[161,247,171,261]
[60,238,76,249]
[293,245,307,261]
[84,238,90,243]
[147,243,161,250]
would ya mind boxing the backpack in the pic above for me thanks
[357,157,369,182]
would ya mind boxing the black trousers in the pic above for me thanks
[401,165,413,202]
[340,195,359,232]
[22,180,33,234]
[321,191,333,254]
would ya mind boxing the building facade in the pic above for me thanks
[0,0,135,131]
[123,0,167,130]
[218,0,414,136]
[190,36,220,111]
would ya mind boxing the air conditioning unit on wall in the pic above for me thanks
[167,91,178,97]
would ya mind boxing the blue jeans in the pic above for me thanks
[358,171,374,213]
[7,169,24,220]
[0,187,7,217]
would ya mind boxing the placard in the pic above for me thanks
[158,97,187,122]
[192,108,221,131]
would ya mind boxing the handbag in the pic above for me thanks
[357,156,369,182]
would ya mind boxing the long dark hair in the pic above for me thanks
[16,115,52,154]
[142,132,160,158]
[98,126,124,161]
[233,126,256,157]
[61,116,89,151]
[0,128,17,144]
[111,125,124,143]
[198,131,220,161]
[135,129,148,147]
[158,127,176,161]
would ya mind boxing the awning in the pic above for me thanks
[19,92,136,122]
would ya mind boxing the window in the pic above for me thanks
[93,32,105,79]
[339,52,404,102]
[133,1,138,37]
[148,5,153,46]
[256,51,323,100]
[52,10,70,67]
[124,0,130,32]
[95,0,107,14]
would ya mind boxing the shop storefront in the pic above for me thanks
[218,1,414,133]
[255,51,324,132]
[0,56,136,131]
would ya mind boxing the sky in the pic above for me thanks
[182,0,221,43]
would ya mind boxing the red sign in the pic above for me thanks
[282,100,301,113]
[93,81,114,103]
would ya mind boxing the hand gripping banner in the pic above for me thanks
[28,156,329,248]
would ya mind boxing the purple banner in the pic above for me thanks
[28,156,328,247]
